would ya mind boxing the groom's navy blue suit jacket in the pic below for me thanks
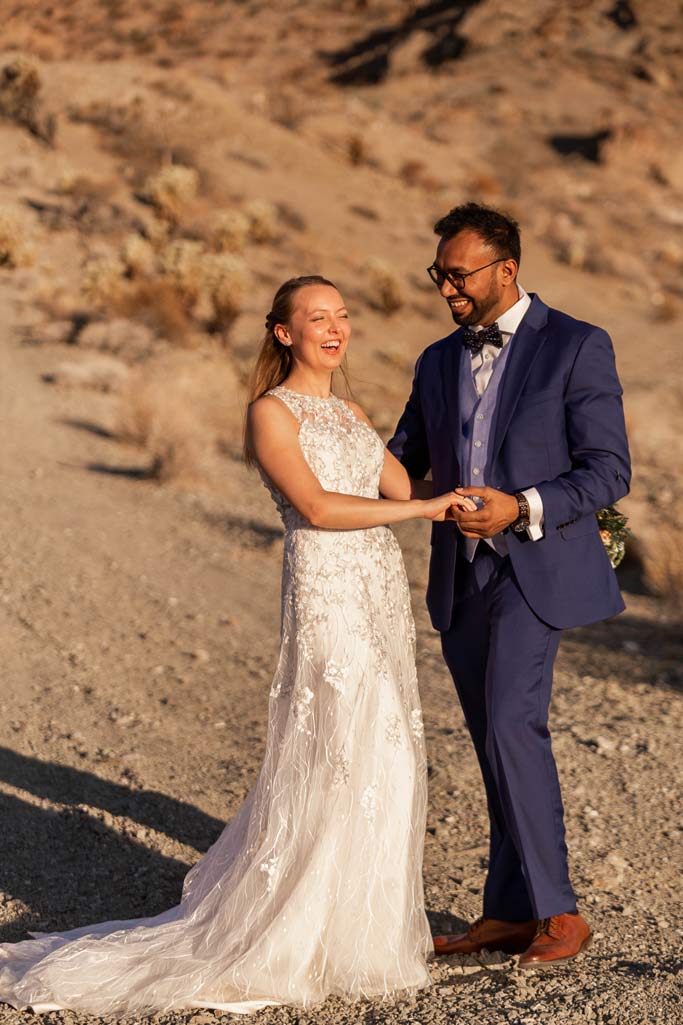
[388,294,631,631]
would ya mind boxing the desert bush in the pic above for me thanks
[157,242,249,332]
[80,229,249,342]
[244,199,279,244]
[118,278,192,342]
[82,254,128,306]
[0,206,33,268]
[363,257,403,314]
[121,233,157,277]
[644,527,683,615]
[158,238,205,309]
[118,350,242,484]
[145,164,199,224]
[0,56,40,121]
[0,56,55,143]
[202,253,250,334]
[212,210,250,253]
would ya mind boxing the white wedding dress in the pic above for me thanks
[0,386,432,1015]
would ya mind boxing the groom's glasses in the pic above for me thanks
[426,257,506,291]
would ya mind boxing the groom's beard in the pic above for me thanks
[449,286,502,327]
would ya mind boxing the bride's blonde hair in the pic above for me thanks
[243,275,351,464]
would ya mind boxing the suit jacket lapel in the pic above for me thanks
[441,331,464,480]
[490,294,550,467]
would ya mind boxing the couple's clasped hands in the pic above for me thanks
[425,486,520,538]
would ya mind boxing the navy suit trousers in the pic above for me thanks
[441,543,577,921]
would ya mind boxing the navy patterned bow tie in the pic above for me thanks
[461,322,503,355]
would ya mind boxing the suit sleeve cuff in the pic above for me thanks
[522,487,544,541]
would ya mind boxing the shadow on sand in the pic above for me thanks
[0,747,226,941]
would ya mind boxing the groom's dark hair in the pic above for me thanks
[434,202,521,266]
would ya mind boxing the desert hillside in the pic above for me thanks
[0,3,682,1024]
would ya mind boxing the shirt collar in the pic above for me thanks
[495,284,531,338]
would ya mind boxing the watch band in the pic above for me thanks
[512,491,530,533]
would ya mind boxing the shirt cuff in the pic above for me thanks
[522,487,544,541]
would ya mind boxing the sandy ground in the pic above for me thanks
[1,281,682,1025]
[0,3,682,1020]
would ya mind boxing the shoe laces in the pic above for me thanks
[535,916,561,939]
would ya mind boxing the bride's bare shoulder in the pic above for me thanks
[248,393,298,432]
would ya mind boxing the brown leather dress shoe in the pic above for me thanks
[433,916,538,956]
[518,913,592,968]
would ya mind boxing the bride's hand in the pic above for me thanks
[421,492,477,522]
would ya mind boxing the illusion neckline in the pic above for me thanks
[275,385,336,401]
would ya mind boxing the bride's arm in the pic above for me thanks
[247,396,457,529]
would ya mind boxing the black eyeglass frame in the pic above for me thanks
[426,257,507,291]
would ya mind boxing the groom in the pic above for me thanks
[388,203,631,967]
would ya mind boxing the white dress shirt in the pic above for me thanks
[468,285,544,542]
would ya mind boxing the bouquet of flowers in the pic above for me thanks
[597,505,631,569]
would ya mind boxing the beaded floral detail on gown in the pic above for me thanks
[0,386,432,1016]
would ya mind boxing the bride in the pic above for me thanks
[0,275,470,1016]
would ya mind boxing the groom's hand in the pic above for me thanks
[450,486,519,538]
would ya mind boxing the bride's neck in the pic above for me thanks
[282,370,333,398]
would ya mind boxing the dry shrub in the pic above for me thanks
[82,249,191,339]
[0,55,56,144]
[118,278,192,341]
[152,240,249,335]
[158,238,205,308]
[202,253,249,334]
[244,199,279,244]
[118,350,242,483]
[82,254,128,306]
[643,527,683,616]
[363,257,403,314]
[145,165,198,224]
[121,233,157,277]
[212,210,250,253]
[0,206,33,268]
[82,224,250,341]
